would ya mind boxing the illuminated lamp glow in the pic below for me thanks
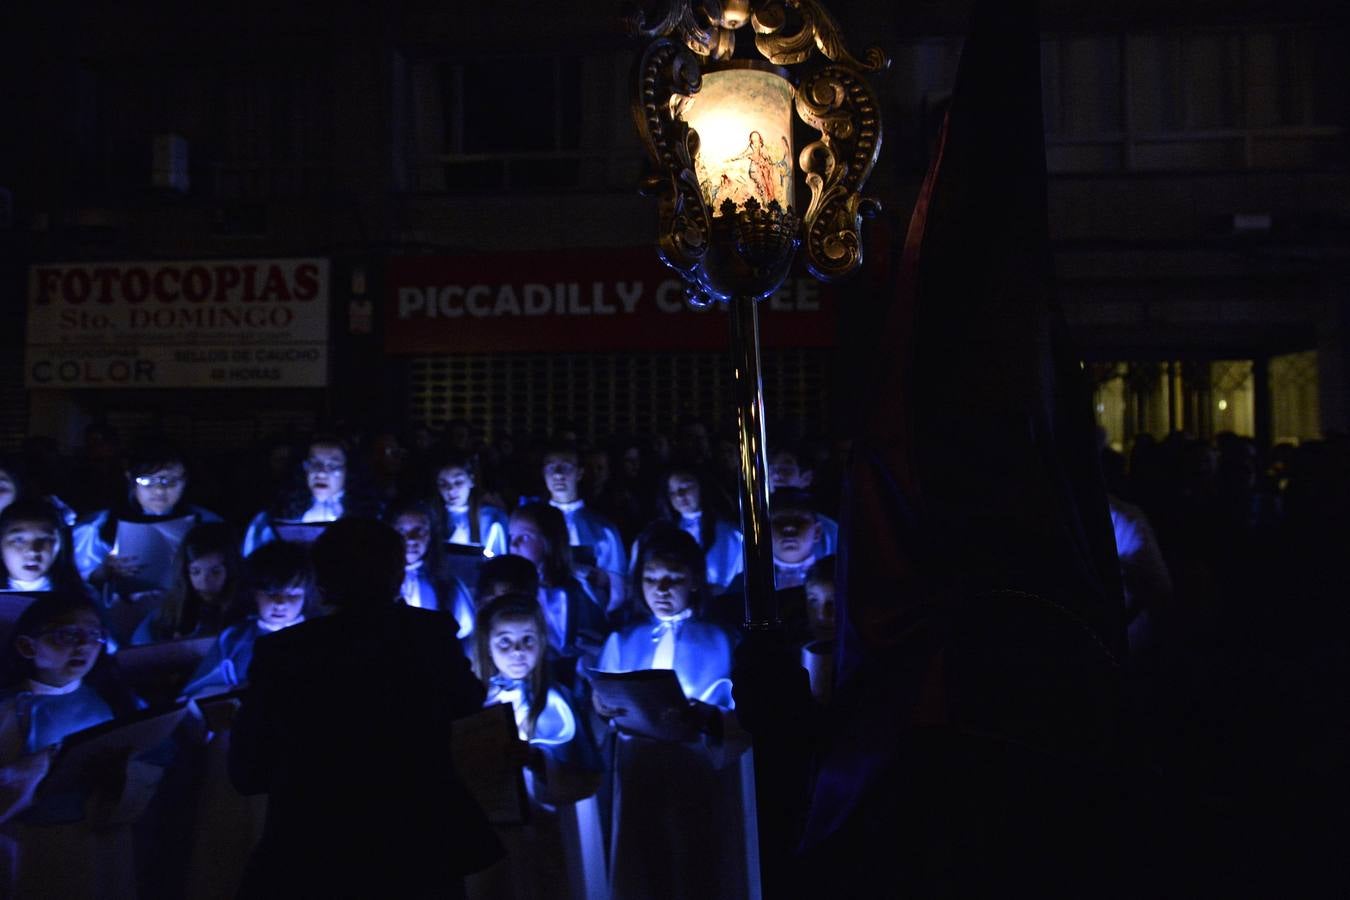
[676,65,795,215]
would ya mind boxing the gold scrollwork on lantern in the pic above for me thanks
[751,0,888,72]
[623,0,734,60]
[795,63,884,280]
[628,0,887,301]
[632,38,711,295]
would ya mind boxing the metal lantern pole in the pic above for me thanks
[730,294,778,627]
[730,291,793,900]
[627,3,888,895]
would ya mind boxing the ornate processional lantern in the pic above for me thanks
[626,0,888,627]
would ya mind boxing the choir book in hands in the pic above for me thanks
[587,668,699,743]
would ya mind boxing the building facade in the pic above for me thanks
[3,0,1347,454]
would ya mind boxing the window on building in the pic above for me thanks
[213,59,335,202]
[404,53,621,193]
[1269,350,1321,444]
[1042,25,1348,173]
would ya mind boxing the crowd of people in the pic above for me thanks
[1100,428,1350,894]
[0,418,841,898]
[0,416,1346,896]
[1101,428,1350,662]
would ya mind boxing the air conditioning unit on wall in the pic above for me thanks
[1230,212,1273,234]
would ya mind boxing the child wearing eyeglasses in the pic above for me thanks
[180,541,315,699]
[242,435,382,555]
[0,590,147,896]
[0,499,88,597]
[71,439,223,590]
[385,499,477,639]
[0,591,139,821]
[432,452,508,558]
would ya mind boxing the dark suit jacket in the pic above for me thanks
[229,603,502,898]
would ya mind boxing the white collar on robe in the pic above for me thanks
[446,503,471,514]
[679,513,702,542]
[8,575,51,592]
[489,683,526,707]
[774,554,816,574]
[302,493,344,522]
[402,562,427,608]
[650,608,691,669]
[774,554,816,589]
[23,677,83,696]
[549,498,584,514]
[651,607,694,634]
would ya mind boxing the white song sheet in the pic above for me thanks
[113,516,196,593]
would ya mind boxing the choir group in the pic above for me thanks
[0,425,841,899]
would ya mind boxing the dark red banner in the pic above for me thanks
[384,247,840,354]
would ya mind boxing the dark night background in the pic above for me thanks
[2,1,1350,892]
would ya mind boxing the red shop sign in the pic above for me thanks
[384,247,840,354]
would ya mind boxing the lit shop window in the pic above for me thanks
[1091,359,1271,445]
[1269,350,1321,445]
[1090,356,1319,447]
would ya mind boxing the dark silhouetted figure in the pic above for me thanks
[229,518,501,899]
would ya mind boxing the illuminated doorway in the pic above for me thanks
[1091,359,1260,449]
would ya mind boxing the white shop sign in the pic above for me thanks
[24,258,329,389]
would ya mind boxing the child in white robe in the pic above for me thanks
[130,522,242,646]
[180,541,314,699]
[71,440,222,595]
[470,593,602,900]
[434,452,509,558]
[0,591,145,896]
[0,500,88,599]
[594,530,755,900]
[387,499,476,638]
[241,436,381,555]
